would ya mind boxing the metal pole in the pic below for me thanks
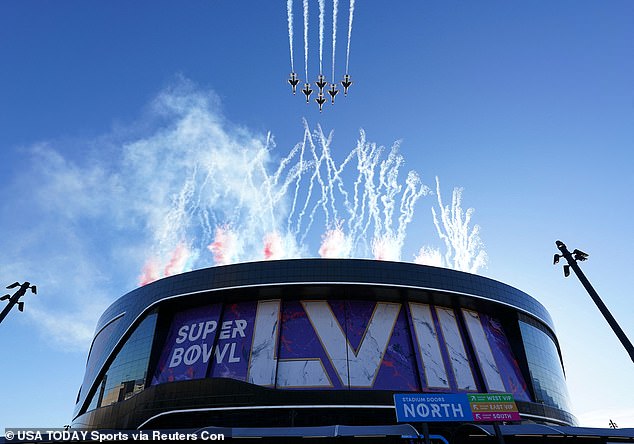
[421,422,430,444]
[0,296,17,324]
[492,422,505,444]
[556,241,634,364]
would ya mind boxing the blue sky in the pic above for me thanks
[1,0,633,430]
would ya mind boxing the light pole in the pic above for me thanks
[554,240,634,364]
[0,281,37,325]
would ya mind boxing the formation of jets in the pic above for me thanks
[288,72,353,112]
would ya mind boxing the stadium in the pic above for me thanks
[72,259,578,439]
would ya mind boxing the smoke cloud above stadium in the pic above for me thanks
[0,79,485,349]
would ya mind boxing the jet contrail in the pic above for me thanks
[303,0,309,81]
[331,0,338,82]
[345,0,355,74]
[318,0,325,75]
[287,0,294,72]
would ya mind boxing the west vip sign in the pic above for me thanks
[394,393,521,423]
[151,299,530,398]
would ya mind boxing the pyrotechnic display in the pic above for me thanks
[287,0,354,111]
[137,116,486,286]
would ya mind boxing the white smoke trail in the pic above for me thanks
[376,147,403,243]
[345,0,355,74]
[287,0,294,72]
[287,126,311,236]
[299,125,331,244]
[282,124,429,261]
[318,0,325,75]
[400,173,426,235]
[348,131,383,253]
[303,0,309,81]
[424,177,488,273]
[367,145,428,261]
[331,0,338,82]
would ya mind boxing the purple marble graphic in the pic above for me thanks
[209,301,257,381]
[150,298,532,400]
[480,314,531,401]
[371,302,420,391]
[151,304,222,385]
[276,300,342,388]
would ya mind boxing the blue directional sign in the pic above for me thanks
[394,393,474,422]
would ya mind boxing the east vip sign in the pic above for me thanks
[394,393,520,423]
[151,299,528,396]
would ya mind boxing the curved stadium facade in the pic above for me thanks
[72,259,576,431]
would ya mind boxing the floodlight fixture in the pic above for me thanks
[0,280,38,325]
[563,265,570,277]
[553,254,561,265]
[572,249,589,261]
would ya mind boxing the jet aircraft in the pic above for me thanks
[341,74,352,96]
[315,93,326,112]
[288,72,300,95]
[315,74,327,94]
[328,84,339,104]
[302,83,313,103]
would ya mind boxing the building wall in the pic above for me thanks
[73,260,575,428]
